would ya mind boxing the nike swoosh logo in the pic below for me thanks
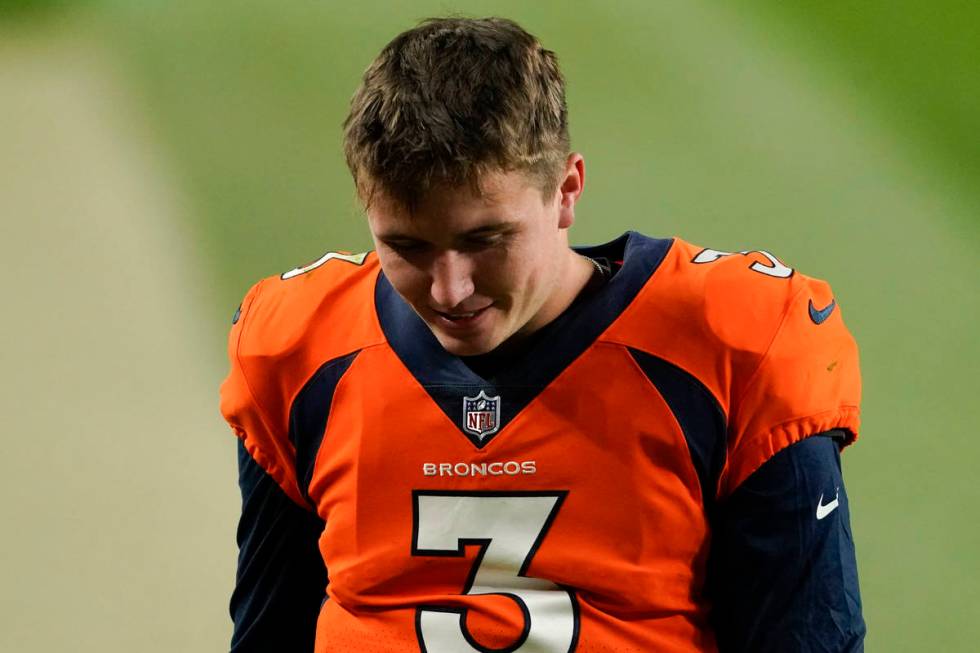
[809,298,836,324]
[816,490,840,520]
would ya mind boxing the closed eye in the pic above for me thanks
[382,239,428,254]
[459,233,506,251]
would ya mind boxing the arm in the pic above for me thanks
[230,439,327,652]
[709,432,865,652]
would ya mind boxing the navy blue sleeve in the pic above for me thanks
[709,432,865,652]
[230,439,328,652]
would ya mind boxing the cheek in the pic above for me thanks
[494,248,551,298]
[379,256,427,300]
[474,249,520,293]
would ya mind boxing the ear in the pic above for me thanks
[557,153,585,229]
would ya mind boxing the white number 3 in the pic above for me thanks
[412,491,578,652]
[692,248,794,278]
[280,250,367,280]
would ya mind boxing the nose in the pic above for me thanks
[429,250,475,309]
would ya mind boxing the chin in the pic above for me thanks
[432,331,500,357]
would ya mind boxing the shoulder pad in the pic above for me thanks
[219,251,384,505]
[610,239,807,370]
[607,238,860,498]
[236,250,382,361]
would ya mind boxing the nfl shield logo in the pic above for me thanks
[462,390,501,441]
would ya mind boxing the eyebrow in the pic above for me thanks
[377,220,517,242]
[460,222,516,236]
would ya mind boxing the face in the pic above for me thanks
[367,158,586,356]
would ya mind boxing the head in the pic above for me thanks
[343,17,587,355]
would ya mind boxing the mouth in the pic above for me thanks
[432,305,492,330]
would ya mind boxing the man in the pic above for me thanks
[220,16,864,652]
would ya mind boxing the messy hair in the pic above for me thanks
[343,16,570,210]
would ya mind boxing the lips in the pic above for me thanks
[440,309,482,321]
[432,305,491,330]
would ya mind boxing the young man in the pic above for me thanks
[221,17,865,653]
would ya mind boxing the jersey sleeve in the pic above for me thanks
[720,273,861,497]
[231,439,327,652]
[710,433,865,652]
[220,280,307,508]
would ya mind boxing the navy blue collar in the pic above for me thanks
[375,232,673,447]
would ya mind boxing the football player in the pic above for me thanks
[221,16,865,652]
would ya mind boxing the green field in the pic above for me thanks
[3,1,977,650]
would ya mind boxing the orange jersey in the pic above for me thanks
[220,233,860,652]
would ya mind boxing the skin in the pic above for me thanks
[367,153,594,356]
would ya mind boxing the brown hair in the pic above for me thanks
[343,16,569,210]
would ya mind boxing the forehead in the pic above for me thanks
[367,170,547,237]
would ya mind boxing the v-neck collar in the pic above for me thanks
[374,232,674,448]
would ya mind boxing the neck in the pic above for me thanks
[513,248,596,341]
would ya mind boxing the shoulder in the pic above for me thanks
[219,250,385,504]
[234,250,383,362]
[612,236,837,363]
[660,239,858,401]
[661,237,825,348]
[608,235,861,496]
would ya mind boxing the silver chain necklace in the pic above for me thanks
[583,255,610,279]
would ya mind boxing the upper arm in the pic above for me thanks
[219,259,382,651]
[720,268,861,498]
[220,282,327,650]
[219,279,307,506]
[704,257,865,649]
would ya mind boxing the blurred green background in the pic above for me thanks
[1,1,976,651]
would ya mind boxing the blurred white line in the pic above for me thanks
[0,25,235,653]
